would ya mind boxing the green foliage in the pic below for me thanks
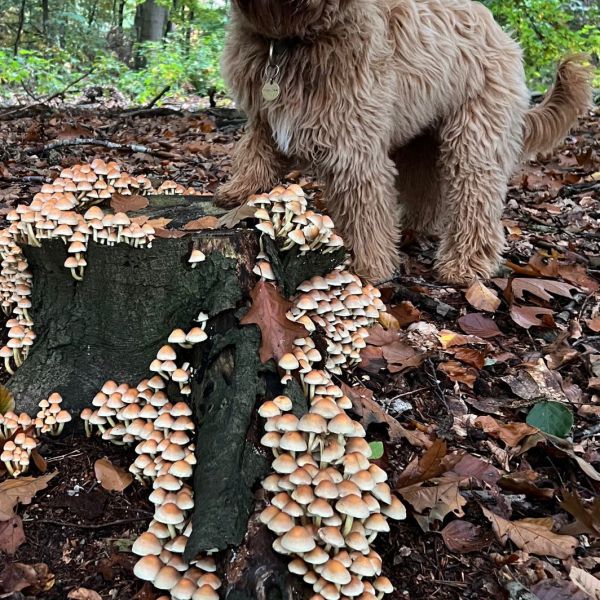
[527,401,574,438]
[484,0,600,88]
[369,441,385,460]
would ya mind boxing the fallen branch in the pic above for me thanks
[24,517,152,530]
[26,137,180,160]
[121,85,171,118]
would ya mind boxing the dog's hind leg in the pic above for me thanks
[434,90,526,285]
[392,132,443,235]
[324,153,401,281]
[215,119,286,208]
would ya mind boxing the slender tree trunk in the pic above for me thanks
[41,0,48,37]
[117,0,126,28]
[134,0,169,68]
[165,0,178,34]
[13,0,27,55]
[88,0,99,27]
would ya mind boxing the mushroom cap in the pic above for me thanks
[381,495,406,520]
[171,577,196,600]
[322,559,351,585]
[349,556,376,577]
[280,431,307,453]
[308,498,334,519]
[278,353,300,371]
[273,395,293,412]
[328,413,356,435]
[168,329,187,344]
[186,327,207,344]
[317,526,345,548]
[304,545,329,566]
[155,502,184,525]
[280,526,316,553]
[267,511,295,535]
[288,558,308,575]
[345,531,370,553]
[315,480,339,500]
[196,573,222,590]
[192,585,219,600]
[154,565,181,590]
[272,453,297,474]
[132,532,163,556]
[157,345,177,361]
[336,495,370,519]
[373,576,393,594]
[133,555,162,581]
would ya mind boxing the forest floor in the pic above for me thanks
[0,102,599,600]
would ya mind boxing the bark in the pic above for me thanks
[134,0,168,67]
[13,0,27,56]
[41,0,48,36]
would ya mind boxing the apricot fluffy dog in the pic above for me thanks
[216,0,591,284]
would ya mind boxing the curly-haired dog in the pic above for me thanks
[216,0,591,284]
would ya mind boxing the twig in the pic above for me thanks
[121,85,171,118]
[0,68,95,120]
[24,516,152,529]
[391,283,458,319]
[25,137,179,160]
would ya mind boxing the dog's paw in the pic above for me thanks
[214,182,254,208]
[436,261,489,287]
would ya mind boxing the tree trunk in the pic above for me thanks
[13,0,27,56]
[6,196,342,598]
[41,0,48,37]
[134,0,168,67]
[117,0,126,28]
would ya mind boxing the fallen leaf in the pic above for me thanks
[358,346,387,374]
[437,330,486,348]
[94,458,133,493]
[68,588,103,600]
[586,317,600,333]
[30,449,47,473]
[0,385,15,414]
[510,305,556,329]
[343,383,432,448]
[364,324,402,347]
[481,506,578,559]
[559,490,600,537]
[182,216,219,230]
[458,314,502,338]
[569,566,600,599]
[382,340,425,373]
[447,454,501,485]
[441,520,493,553]
[465,281,501,312]
[377,311,400,330]
[438,360,478,388]
[399,477,467,526]
[153,227,187,239]
[396,439,452,487]
[450,347,486,369]
[526,401,573,438]
[110,193,149,213]
[388,301,421,327]
[499,470,555,500]
[145,217,172,228]
[558,263,599,293]
[0,562,54,595]
[532,578,592,600]
[218,202,256,229]
[0,473,57,520]
[240,281,308,363]
[494,278,578,302]
[0,517,25,554]
[474,415,538,447]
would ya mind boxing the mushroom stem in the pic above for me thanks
[83,420,91,438]
[53,423,65,436]
[3,461,14,477]
[26,224,41,247]
[368,531,378,543]
[167,523,177,538]
[69,267,83,281]
[343,515,354,537]
[78,266,85,279]
[4,357,14,375]
[13,348,23,367]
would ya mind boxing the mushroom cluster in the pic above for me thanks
[82,323,221,600]
[0,393,71,477]
[249,186,344,255]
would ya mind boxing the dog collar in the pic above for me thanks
[262,40,283,102]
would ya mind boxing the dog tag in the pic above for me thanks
[262,80,280,102]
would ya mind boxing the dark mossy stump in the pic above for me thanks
[6,194,345,599]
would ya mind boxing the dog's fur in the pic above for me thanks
[216,0,591,284]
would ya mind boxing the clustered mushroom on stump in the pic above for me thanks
[247,186,405,600]
[81,321,221,600]
[0,393,71,477]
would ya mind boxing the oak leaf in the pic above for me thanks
[182,216,219,231]
[0,516,25,554]
[399,477,467,525]
[494,278,578,302]
[481,506,578,559]
[510,305,556,329]
[110,193,149,213]
[474,415,538,447]
[569,566,600,599]
[458,313,502,338]
[441,520,493,553]
[240,280,307,364]
[438,360,477,388]
[396,439,453,487]
[0,473,57,520]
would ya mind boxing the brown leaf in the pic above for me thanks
[218,202,256,229]
[399,477,467,525]
[450,347,486,369]
[30,449,47,473]
[438,360,477,388]
[382,340,425,374]
[465,281,501,312]
[110,193,149,213]
[0,473,57,520]
[343,383,432,448]
[532,578,591,600]
[441,520,493,553]
[153,227,187,239]
[481,506,578,559]
[0,517,25,554]
[458,313,502,338]
[569,566,600,599]
[182,216,219,231]
[364,324,402,347]
[388,301,421,327]
[474,415,538,447]
[377,311,400,330]
[558,263,599,293]
[494,278,578,302]
[585,317,600,333]
[0,562,54,595]
[358,346,387,374]
[240,281,308,364]
[94,458,133,493]
[447,454,501,485]
[396,439,449,487]
[145,217,172,228]
[510,305,556,329]
[0,385,15,415]
[559,490,600,537]
[68,588,103,600]
[499,470,555,500]
[437,329,486,348]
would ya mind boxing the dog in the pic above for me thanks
[215,0,591,284]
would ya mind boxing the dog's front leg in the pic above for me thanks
[324,154,401,281]
[215,120,285,208]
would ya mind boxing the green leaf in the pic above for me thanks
[0,385,15,415]
[526,401,573,438]
[369,441,384,460]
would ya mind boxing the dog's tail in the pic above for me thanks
[522,55,592,157]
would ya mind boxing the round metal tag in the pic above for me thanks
[262,81,281,102]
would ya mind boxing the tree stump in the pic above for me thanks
[6,195,345,599]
